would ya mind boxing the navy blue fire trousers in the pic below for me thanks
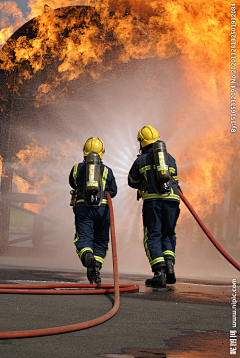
[74,204,110,268]
[142,200,180,272]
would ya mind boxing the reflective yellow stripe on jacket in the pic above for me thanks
[128,174,140,184]
[102,167,108,191]
[73,164,79,187]
[143,189,180,202]
[139,165,151,181]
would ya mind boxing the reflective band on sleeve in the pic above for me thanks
[139,165,151,174]
[73,164,79,187]
[169,167,176,174]
[139,165,150,181]
[102,167,108,191]
[128,174,140,184]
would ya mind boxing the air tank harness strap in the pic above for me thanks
[73,189,107,209]
[137,178,148,201]
[73,190,83,209]
[137,154,148,201]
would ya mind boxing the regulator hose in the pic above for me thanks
[0,192,139,339]
[178,189,240,271]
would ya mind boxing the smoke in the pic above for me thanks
[3,56,237,281]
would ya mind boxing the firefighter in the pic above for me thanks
[128,126,180,287]
[69,137,117,284]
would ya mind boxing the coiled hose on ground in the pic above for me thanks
[0,192,139,339]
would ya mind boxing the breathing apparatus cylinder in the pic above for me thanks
[152,141,171,194]
[84,151,103,206]
[86,151,100,194]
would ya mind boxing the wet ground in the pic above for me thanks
[0,264,239,358]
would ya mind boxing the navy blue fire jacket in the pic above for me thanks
[128,150,180,202]
[69,161,117,205]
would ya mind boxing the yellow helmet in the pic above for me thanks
[137,125,160,147]
[83,137,105,159]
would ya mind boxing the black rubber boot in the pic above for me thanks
[84,252,96,284]
[94,263,101,285]
[145,266,166,287]
[165,259,176,284]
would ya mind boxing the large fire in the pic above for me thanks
[0,0,239,220]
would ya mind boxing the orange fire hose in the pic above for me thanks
[179,190,240,271]
[0,192,139,339]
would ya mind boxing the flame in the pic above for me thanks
[12,140,52,213]
[0,1,26,47]
[12,175,37,212]
[0,0,239,218]
[12,138,82,215]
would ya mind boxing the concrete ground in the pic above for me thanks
[0,265,239,358]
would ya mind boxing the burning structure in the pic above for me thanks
[0,1,239,278]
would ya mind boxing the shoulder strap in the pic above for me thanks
[150,153,161,195]
[97,166,104,205]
